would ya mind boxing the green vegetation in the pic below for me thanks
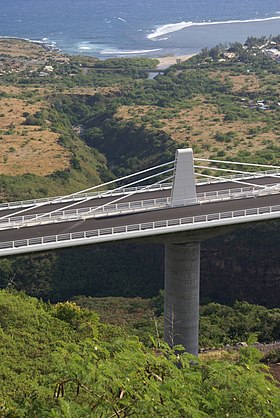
[0,42,280,418]
[1,35,280,197]
[45,36,280,175]
[0,290,279,417]
[75,294,280,348]
[0,244,165,300]
[93,57,159,69]
[199,301,280,347]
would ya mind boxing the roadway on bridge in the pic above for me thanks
[0,191,280,245]
[0,176,279,218]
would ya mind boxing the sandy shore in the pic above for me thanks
[156,54,197,69]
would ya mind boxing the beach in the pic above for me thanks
[156,54,197,69]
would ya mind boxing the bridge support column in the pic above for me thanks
[164,242,200,356]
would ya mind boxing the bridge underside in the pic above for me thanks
[1,148,280,355]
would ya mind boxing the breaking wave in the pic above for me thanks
[147,15,280,40]
[100,48,163,55]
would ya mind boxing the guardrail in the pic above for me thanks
[0,197,171,229]
[196,169,280,184]
[1,183,280,230]
[197,184,280,202]
[0,183,172,211]
[1,168,279,212]
[0,203,280,256]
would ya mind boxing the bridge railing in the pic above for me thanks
[0,196,171,228]
[196,169,280,184]
[197,184,280,202]
[1,203,280,254]
[0,183,172,211]
[1,168,280,212]
[1,183,280,230]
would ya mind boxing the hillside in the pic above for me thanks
[0,37,280,308]
[1,37,279,193]
[0,39,113,200]
[1,38,280,416]
[82,42,280,171]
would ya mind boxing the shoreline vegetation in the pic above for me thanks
[0,35,61,53]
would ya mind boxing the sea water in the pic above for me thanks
[0,0,279,57]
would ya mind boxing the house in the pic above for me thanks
[43,65,54,72]
[223,52,237,59]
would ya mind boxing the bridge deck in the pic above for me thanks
[0,188,280,246]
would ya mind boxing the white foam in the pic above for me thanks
[147,15,280,40]
[117,17,127,23]
[77,41,94,50]
[100,48,163,55]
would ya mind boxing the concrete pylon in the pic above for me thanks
[171,148,197,207]
[164,242,200,356]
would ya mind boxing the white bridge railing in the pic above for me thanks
[197,169,280,182]
[1,184,280,230]
[0,197,171,229]
[198,184,280,202]
[0,183,172,211]
[1,169,280,212]
[1,203,280,255]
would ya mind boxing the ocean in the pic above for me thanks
[0,0,280,57]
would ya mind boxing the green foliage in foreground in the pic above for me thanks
[0,290,279,417]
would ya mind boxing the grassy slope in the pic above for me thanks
[0,39,113,201]
[114,65,280,164]
[1,38,279,201]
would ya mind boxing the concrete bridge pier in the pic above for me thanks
[164,242,200,356]
[164,148,200,355]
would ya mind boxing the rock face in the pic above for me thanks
[200,221,280,308]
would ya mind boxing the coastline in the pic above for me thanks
[0,36,61,53]
[1,0,280,60]
[0,36,197,62]
[0,36,198,66]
